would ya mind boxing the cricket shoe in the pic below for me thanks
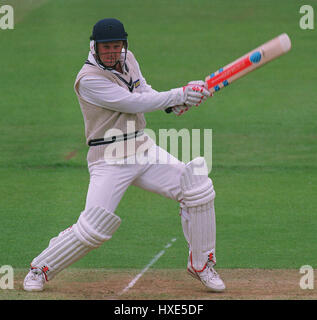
[187,256,225,292]
[23,268,45,292]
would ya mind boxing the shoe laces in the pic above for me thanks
[28,269,44,281]
[201,264,220,281]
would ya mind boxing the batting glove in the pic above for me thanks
[170,81,212,116]
[183,80,211,107]
[171,104,191,116]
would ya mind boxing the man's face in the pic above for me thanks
[97,41,124,67]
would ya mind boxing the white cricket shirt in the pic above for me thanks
[78,52,184,113]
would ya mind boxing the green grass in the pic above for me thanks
[0,0,316,273]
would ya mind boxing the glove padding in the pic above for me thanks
[183,80,211,107]
[171,104,190,116]
[171,81,212,116]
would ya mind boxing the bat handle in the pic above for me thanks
[165,107,173,113]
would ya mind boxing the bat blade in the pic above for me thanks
[165,33,291,113]
[205,33,291,93]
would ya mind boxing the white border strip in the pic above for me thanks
[119,238,177,295]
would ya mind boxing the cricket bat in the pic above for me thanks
[165,33,291,113]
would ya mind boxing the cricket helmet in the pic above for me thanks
[90,18,128,70]
[90,18,128,43]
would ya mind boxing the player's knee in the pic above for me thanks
[73,206,121,248]
[180,157,215,208]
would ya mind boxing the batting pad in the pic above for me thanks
[181,157,216,272]
[31,207,121,280]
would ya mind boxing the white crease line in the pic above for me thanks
[119,238,177,295]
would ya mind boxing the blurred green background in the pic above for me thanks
[0,0,316,271]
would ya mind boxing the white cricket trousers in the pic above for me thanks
[84,144,185,213]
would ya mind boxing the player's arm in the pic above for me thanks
[78,75,183,113]
[78,76,210,114]
[137,63,212,115]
